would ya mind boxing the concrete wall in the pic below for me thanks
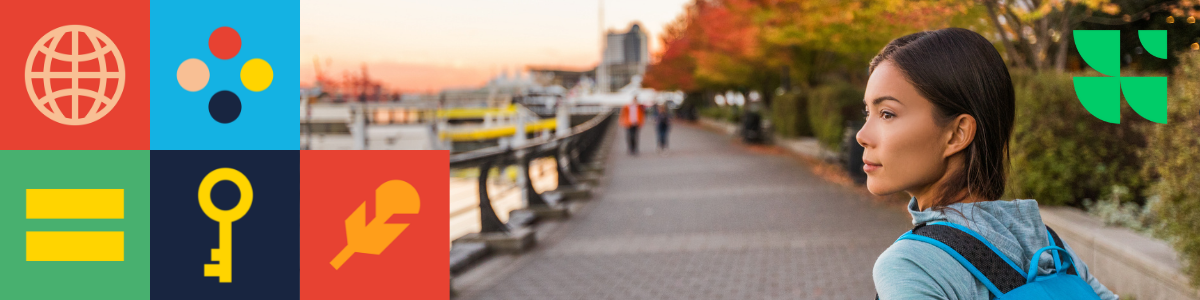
[1041,207,1200,300]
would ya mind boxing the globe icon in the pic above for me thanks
[24,25,125,125]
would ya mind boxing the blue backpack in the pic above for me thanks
[879,221,1101,300]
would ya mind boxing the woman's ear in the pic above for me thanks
[943,114,976,158]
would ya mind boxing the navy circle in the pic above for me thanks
[210,180,241,210]
[208,90,241,123]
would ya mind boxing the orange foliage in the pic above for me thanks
[645,0,974,93]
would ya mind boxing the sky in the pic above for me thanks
[300,0,692,93]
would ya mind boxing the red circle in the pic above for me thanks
[209,27,241,60]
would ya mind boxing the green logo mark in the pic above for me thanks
[1073,30,1167,124]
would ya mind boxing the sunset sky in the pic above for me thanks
[299,0,691,93]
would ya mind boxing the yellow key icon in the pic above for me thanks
[198,168,253,283]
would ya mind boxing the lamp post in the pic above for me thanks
[596,0,608,93]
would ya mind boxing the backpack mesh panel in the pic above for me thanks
[912,224,1027,293]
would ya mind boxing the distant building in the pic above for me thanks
[525,23,648,93]
[599,23,648,92]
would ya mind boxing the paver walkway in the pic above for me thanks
[455,122,914,299]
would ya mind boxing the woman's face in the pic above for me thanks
[857,61,954,196]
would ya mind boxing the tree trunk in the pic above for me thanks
[1034,17,1050,69]
[984,0,1027,69]
[1004,5,1035,69]
[1054,5,1073,72]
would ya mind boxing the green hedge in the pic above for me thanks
[807,82,865,149]
[1141,52,1200,286]
[1004,70,1147,207]
[770,91,811,137]
[699,105,740,123]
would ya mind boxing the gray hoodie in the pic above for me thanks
[872,197,1118,299]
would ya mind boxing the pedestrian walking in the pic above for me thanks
[654,103,670,154]
[619,97,644,156]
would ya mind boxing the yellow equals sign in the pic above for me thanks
[27,189,124,219]
[25,189,125,261]
[26,231,124,261]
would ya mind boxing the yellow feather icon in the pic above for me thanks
[330,180,420,270]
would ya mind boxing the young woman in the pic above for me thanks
[861,28,1118,299]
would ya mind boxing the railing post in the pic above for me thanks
[555,97,570,138]
[567,140,585,175]
[523,152,550,208]
[555,138,579,188]
[477,160,508,233]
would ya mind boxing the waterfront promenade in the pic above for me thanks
[453,122,914,299]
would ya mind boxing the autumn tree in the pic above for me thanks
[646,0,983,95]
[981,0,1122,71]
[645,0,766,93]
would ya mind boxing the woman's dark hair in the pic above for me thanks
[868,28,1015,209]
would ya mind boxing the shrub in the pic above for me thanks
[699,105,740,123]
[770,91,811,137]
[1082,185,1162,236]
[699,105,724,122]
[1004,70,1146,207]
[807,81,865,149]
[1140,52,1200,287]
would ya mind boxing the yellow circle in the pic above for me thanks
[240,58,273,92]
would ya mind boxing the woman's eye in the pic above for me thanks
[880,111,895,120]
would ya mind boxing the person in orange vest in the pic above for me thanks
[619,97,645,155]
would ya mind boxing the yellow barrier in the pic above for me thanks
[440,119,558,141]
[435,105,517,119]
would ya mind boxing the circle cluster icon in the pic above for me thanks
[24,25,125,126]
[176,26,273,124]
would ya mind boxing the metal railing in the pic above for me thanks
[449,108,616,233]
[524,103,613,117]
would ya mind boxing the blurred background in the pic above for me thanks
[300,1,1200,299]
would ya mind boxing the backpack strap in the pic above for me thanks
[896,222,1027,297]
[1044,226,1078,275]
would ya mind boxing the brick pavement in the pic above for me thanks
[454,122,914,300]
